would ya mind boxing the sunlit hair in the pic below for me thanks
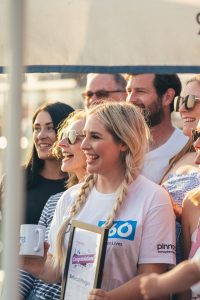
[185,187,200,206]
[186,74,200,85]
[160,138,195,184]
[54,102,150,268]
[52,109,86,188]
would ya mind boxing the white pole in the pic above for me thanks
[2,0,25,299]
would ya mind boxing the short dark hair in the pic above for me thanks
[153,74,182,112]
[112,74,127,91]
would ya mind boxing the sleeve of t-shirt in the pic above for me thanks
[138,188,176,266]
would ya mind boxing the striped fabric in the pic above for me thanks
[19,192,63,300]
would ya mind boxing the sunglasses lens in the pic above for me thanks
[174,96,181,112]
[67,130,77,145]
[60,131,67,140]
[185,95,195,110]
[96,90,109,98]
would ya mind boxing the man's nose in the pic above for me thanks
[126,92,138,105]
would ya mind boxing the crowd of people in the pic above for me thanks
[1,72,200,300]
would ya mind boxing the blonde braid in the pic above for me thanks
[68,174,95,218]
[54,174,95,268]
[104,162,133,228]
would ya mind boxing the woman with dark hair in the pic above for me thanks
[24,101,74,224]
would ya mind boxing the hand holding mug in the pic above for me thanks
[19,224,46,257]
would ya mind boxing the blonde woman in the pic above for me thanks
[181,120,200,300]
[140,188,200,300]
[22,102,175,300]
[140,121,200,300]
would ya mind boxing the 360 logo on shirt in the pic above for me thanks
[98,220,137,240]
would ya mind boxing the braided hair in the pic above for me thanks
[54,102,150,268]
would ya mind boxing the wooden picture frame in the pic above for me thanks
[61,220,108,300]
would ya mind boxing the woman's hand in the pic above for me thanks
[19,241,49,278]
[88,289,111,300]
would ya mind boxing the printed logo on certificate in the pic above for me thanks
[61,220,108,300]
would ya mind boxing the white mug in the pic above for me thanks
[19,224,46,257]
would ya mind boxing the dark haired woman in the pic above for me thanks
[24,101,74,224]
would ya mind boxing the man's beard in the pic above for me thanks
[138,99,164,128]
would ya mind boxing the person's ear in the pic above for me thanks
[162,88,175,107]
[120,143,128,152]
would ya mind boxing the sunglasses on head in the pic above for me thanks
[192,129,200,143]
[82,89,124,99]
[174,95,200,112]
[61,130,84,145]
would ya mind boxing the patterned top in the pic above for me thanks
[164,172,200,207]
[163,172,200,264]
[19,192,63,300]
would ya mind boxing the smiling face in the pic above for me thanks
[81,114,125,176]
[58,119,86,180]
[126,74,165,127]
[179,81,200,136]
[33,110,57,160]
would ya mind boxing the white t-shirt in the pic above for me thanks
[49,175,176,291]
[142,127,188,183]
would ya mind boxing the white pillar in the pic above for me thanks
[2,0,25,299]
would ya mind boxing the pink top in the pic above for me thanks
[189,218,200,299]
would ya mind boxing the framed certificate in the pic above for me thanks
[61,220,108,300]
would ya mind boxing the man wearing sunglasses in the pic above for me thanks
[126,73,189,183]
[82,73,126,108]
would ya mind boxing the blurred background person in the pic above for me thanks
[82,73,126,108]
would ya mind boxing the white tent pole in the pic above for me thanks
[2,0,25,299]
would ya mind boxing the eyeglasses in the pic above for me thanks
[60,130,84,145]
[174,95,200,112]
[82,89,124,99]
[192,129,200,143]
